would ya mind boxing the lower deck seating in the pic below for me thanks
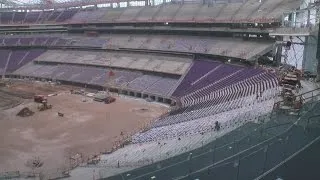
[12,63,179,97]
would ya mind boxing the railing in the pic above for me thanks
[102,96,320,180]
[273,87,320,114]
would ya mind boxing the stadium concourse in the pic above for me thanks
[0,0,319,179]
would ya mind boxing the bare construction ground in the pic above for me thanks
[0,80,168,178]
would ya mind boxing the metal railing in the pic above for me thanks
[102,95,320,180]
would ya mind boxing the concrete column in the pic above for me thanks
[302,36,308,71]
[291,12,296,27]
[317,58,320,81]
[275,36,283,66]
[307,9,311,27]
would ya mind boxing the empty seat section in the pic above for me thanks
[249,0,284,21]
[154,4,181,21]
[36,11,52,23]
[173,60,221,97]
[6,50,28,72]
[136,6,160,21]
[12,12,26,23]
[109,70,143,86]
[47,11,62,21]
[194,4,224,22]
[215,3,242,21]
[100,8,124,22]
[19,37,34,45]
[0,50,10,73]
[184,64,243,95]
[24,12,40,23]
[87,9,107,22]
[70,11,89,23]
[4,38,19,46]
[1,12,14,24]
[56,9,78,22]
[233,0,261,21]
[145,77,179,96]
[174,4,199,21]
[127,75,161,91]
[34,37,48,46]
[117,7,143,21]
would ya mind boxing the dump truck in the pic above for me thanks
[34,95,47,103]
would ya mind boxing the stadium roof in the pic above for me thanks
[0,0,131,9]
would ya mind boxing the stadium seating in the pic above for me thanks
[144,77,179,96]
[194,4,225,22]
[0,34,273,60]
[133,99,275,143]
[0,49,45,74]
[215,3,242,22]
[0,50,10,75]
[127,75,162,91]
[154,4,182,21]
[47,11,62,22]
[12,63,180,97]
[136,6,160,21]
[173,60,221,97]
[0,0,302,25]
[56,9,78,22]
[117,7,144,22]
[70,11,89,23]
[13,12,26,23]
[24,12,41,23]
[235,0,261,21]
[174,4,200,21]
[101,8,124,22]
[0,12,14,24]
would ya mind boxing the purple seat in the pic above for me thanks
[0,12,14,24]
[13,12,26,23]
[6,50,28,72]
[19,38,34,45]
[47,11,62,21]
[24,12,40,23]
[173,60,221,97]
[4,38,19,46]
[56,9,78,22]
[0,50,10,69]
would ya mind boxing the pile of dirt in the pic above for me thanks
[17,107,34,117]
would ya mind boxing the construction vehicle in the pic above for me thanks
[87,155,100,165]
[34,95,47,103]
[104,97,116,104]
[38,100,52,111]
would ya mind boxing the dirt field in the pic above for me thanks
[0,80,168,178]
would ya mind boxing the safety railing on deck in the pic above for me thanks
[102,95,320,180]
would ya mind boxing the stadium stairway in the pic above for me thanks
[102,93,320,180]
